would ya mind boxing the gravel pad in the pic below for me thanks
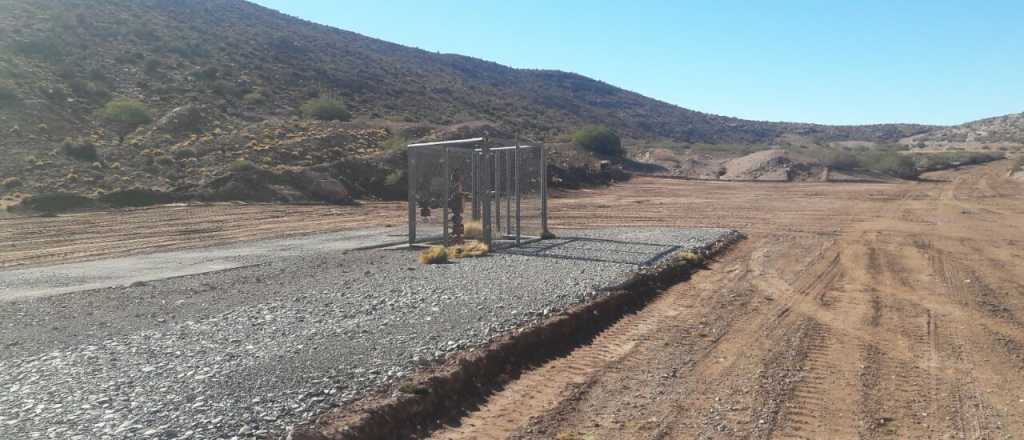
[0,227,733,439]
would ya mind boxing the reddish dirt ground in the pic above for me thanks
[428,161,1024,440]
[4,161,1024,439]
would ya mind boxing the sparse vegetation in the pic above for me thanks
[229,159,258,173]
[300,97,351,121]
[242,91,267,106]
[172,148,197,159]
[463,220,483,239]
[418,245,449,264]
[383,134,409,151]
[447,240,489,258]
[98,98,153,143]
[62,140,99,162]
[574,125,624,157]
[2,177,21,189]
[910,151,1004,173]
[856,151,918,180]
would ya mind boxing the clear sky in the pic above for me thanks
[251,0,1022,126]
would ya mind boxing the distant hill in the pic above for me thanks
[0,0,992,205]
[903,112,1024,148]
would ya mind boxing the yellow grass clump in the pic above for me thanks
[463,220,483,239]
[448,240,489,259]
[418,245,448,264]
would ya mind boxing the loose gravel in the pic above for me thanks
[0,227,734,439]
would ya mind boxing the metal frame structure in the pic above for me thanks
[407,137,548,248]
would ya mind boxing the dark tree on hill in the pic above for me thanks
[574,125,624,157]
[98,98,153,144]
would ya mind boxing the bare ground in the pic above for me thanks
[4,162,1024,439]
[429,161,1024,440]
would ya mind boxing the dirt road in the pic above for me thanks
[429,161,1024,439]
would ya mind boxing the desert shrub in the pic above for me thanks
[14,36,64,62]
[418,245,448,264]
[382,134,409,151]
[2,177,21,189]
[910,151,1004,173]
[62,140,99,161]
[98,98,152,143]
[811,148,858,170]
[384,170,404,186]
[300,97,351,121]
[242,91,267,105]
[229,159,257,173]
[155,156,175,167]
[858,151,918,179]
[194,66,219,82]
[211,80,245,98]
[0,81,18,104]
[19,192,96,213]
[172,147,196,159]
[574,125,623,157]
[99,189,176,208]
[67,79,111,102]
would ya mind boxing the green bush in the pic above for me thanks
[810,148,858,170]
[98,98,152,143]
[242,92,267,105]
[382,134,409,151]
[62,140,99,162]
[229,159,258,173]
[910,151,1004,173]
[573,125,623,157]
[858,151,918,179]
[300,97,351,121]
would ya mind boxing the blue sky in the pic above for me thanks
[251,0,1023,126]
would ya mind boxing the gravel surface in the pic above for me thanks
[0,227,734,439]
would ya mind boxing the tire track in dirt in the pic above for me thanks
[428,246,754,440]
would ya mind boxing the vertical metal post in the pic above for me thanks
[471,150,480,220]
[505,150,512,234]
[540,143,549,236]
[442,147,450,246]
[494,151,501,235]
[481,148,492,246]
[407,147,416,246]
[514,140,521,246]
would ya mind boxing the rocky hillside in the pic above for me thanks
[903,112,1024,148]
[0,0,954,206]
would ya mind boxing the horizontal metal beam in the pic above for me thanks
[407,137,485,148]
[476,145,538,152]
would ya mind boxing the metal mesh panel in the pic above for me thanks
[407,140,546,247]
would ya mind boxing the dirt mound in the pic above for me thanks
[720,149,795,181]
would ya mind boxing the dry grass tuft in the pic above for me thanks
[448,240,489,258]
[463,220,483,239]
[418,245,448,264]
[672,250,703,265]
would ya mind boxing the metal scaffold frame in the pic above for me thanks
[406,137,549,248]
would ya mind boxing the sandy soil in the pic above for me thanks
[428,160,1024,439]
[4,162,1024,439]
[0,202,404,268]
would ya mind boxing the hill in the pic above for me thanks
[0,0,968,207]
[901,112,1024,152]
